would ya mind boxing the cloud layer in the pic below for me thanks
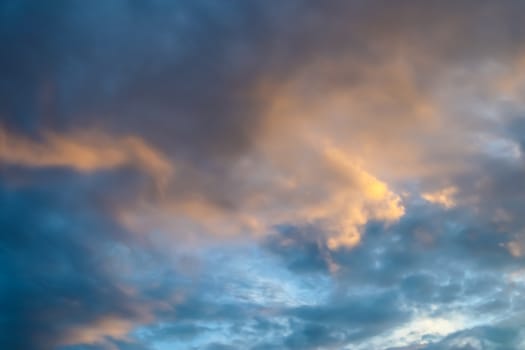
[2,1,525,349]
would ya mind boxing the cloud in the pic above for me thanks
[117,140,404,250]
[422,187,458,209]
[418,325,524,350]
[4,1,525,350]
[60,317,136,347]
[0,127,173,189]
[0,178,159,350]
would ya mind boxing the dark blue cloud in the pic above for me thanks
[0,171,158,349]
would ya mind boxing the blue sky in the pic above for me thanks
[2,1,525,349]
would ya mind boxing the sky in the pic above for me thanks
[2,1,525,349]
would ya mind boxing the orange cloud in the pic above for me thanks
[63,42,521,251]
[0,127,173,188]
[118,140,404,250]
[60,316,136,347]
[422,187,457,209]
[320,143,405,249]
[507,241,524,258]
